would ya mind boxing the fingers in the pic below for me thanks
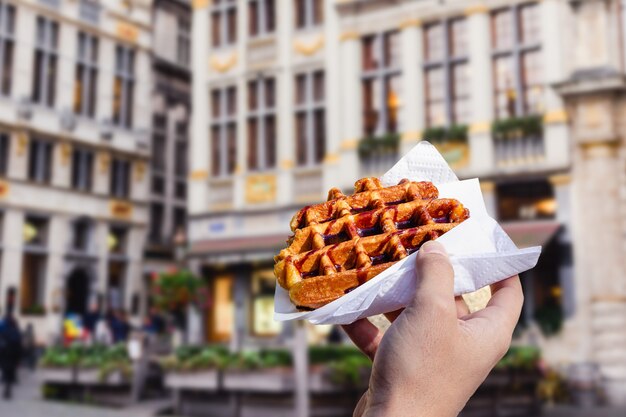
[455,296,469,318]
[342,319,382,360]
[410,241,456,313]
[384,308,404,323]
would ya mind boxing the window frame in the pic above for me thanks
[32,16,59,107]
[423,18,469,128]
[110,157,131,199]
[211,86,237,177]
[0,132,9,176]
[0,2,16,96]
[71,146,94,192]
[74,31,99,118]
[177,16,191,67]
[28,137,53,184]
[211,0,237,48]
[112,45,135,129]
[294,70,325,166]
[361,31,402,136]
[294,0,323,30]
[491,2,542,119]
[247,77,276,171]
[248,0,275,37]
[174,121,188,200]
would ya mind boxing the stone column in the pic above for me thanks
[12,7,35,103]
[189,2,211,215]
[466,6,494,175]
[0,210,23,314]
[276,0,294,206]
[44,215,69,341]
[337,32,360,189]
[399,20,424,154]
[56,24,77,114]
[541,0,569,170]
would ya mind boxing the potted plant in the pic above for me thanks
[38,345,80,383]
[222,349,294,392]
[163,345,227,390]
[309,345,372,392]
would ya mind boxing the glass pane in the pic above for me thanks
[522,50,543,114]
[36,17,45,45]
[314,109,325,163]
[295,112,307,165]
[362,78,379,135]
[492,9,513,50]
[313,71,324,102]
[451,63,470,124]
[227,9,237,43]
[266,0,275,32]
[425,23,444,62]
[91,37,99,63]
[313,0,323,25]
[247,119,258,170]
[212,12,221,46]
[519,4,540,45]
[248,81,258,111]
[449,18,468,58]
[212,90,221,118]
[227,86,237,115]
[249,1,258,36]
[77,32,86,59]
[2,40,12,95]
[227,123,237,173]
[362,36,379,71]
[50,22,59,49]
[295,74,306,105]
[493,55,516,118]
[211,126,221,176]
[294,0,306,28]
[386,75,401,133]
[88,69,97,117]
[425,67,445,127]
[74,65,83,113]
[265,115,276,168]
[384,31,400,68]
[265,78,275,108]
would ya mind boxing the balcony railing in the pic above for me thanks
[492,116,545,168]
[358,133,399,177]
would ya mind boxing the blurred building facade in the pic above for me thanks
[187,0,625,404]
[0,0,153,341]
[145,0,191,285]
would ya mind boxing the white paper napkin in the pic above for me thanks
[274,142,541,325]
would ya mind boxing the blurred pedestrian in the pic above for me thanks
[83,303,100,339]
[21,323,37,371]
[111,310,131,343]
[0,313,23,399]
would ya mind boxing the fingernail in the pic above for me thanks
[420,241,447,256]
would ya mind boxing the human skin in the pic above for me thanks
[343,241,524,417]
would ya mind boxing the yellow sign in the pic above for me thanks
[134,161,146,182]
[116,22,139,43]
[192,0,210,9]
[245,174,276,204]
[293,35,325,56]
[99,152,111,173]
[16,132,28,156]
[110,200,133,219]
[209,53,238,73]
[189,170,208,181]
[60,142,72,166]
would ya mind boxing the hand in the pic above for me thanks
[343,241,524,417]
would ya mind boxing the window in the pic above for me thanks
[492,3,542,119]
[110,158,131,199]
[248,0,275,37]
[177,17,190,66]
[112,45,135,128]
[295,70,325,165]
[23,215,49,247]
[0,2,16,95]
[211,86,237,176]
[152,114,167,173]
[497,180,556,222]
[20,253,47,314]
[251,270,282,336]
[423,18,469,127]
[71,147,94,192]
[294,0,323,29]
[72,218,91,252]
[108,226,127,255]
[32,16,59,107]
[0,132,9,176]
[212,0,237,47]
[74,32,98,117]
[175,122,187,200]
[173,207,186,235]
[28,138,53,184]
[247,78,276,170]
[148,203,163,244]
[361,31,402,136]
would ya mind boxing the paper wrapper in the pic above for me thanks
[274,142,541,325]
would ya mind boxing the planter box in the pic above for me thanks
[38,367,74,384]
[165,370,220,390]
[76,368,128,386]
[309,366,371,393]
[223,368,294,392]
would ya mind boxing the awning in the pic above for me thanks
[501,221,561,248]
[189,234,289,257]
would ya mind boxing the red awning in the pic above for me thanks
[501,221,561,248]
[189,234,289,256]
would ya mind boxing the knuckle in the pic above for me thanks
[417,252,453,276]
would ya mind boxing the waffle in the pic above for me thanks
[274,178,470,310]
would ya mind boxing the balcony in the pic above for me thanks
[492,116,545,168]
[357,133,399,177]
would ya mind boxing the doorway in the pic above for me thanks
[66,268,90,317]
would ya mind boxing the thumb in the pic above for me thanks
[409,240,456,314]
